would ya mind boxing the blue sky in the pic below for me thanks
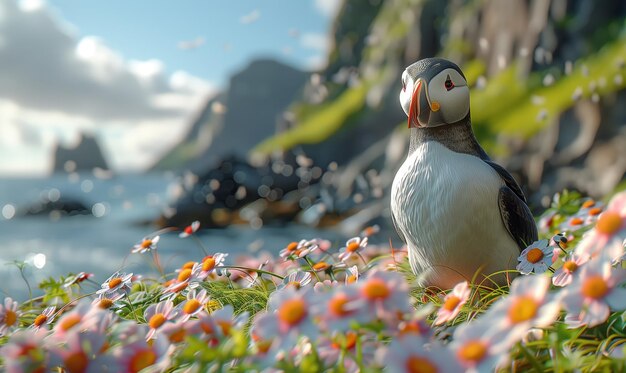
[0,0,339,175]
[47,0,336,87]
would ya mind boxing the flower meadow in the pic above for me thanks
[1,191,626,372]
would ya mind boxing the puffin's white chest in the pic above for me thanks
[390,141,519,287]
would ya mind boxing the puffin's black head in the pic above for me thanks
[399,58,470,128]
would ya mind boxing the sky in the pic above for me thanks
[0,0,339,176]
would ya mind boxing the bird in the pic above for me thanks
[390,58,538,289]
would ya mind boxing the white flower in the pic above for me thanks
[517,239,553,274]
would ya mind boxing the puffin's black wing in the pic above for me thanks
[483,160,538,251]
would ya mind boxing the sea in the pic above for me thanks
[0,172,347,301]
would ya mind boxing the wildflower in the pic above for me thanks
[279,239,318,259]
[317,331,376,372]
[64,272,94,288]
[450,320,507,372]
[344,265,360,285]
[53,300,103,336]
[575,192,626,259]
[159,320,192,344]
[0,329,48,372]
[144,299,178,340]
[48,330,117,373]
[357,270,412,324]
[310,260,332,272]
[561,199,604,231]
[313,279,339,292]
[517,239,553,274]
[434,280,470,325]
[179,221,200,238]
[112,327,171,373]
[132,235,160,254]
[279,241,300,259]
[361,224,380,237]
[31,306,56,330]
[338,236,368,262]
[313,286,363,332]
[255,288,319,343]
[0,297,20,336]
[92,293,123,312]
[209,305,249,338]
[486,275,560,348]
[276,271,312,291]
[552,253,588,287]
[559,257,626,327]
[538,210,558,234]
[194,253,227,280]
[96,271,133,298]
[378,335,462,373]
[179,289,210,322]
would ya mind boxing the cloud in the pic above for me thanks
[0,0,215,174]
[177,36,205,51]
[300,32,330,52]
[239,9,261,24]
[314,0,342,18]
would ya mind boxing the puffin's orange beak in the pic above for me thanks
[408,80,423,128]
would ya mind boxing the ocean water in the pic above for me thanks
[0,173,346,300]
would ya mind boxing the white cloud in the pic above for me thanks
[240,9,261,24]
[0,0,216,175]
[177,36,205,51]
[314,0,342,18]
[300,32,330,52]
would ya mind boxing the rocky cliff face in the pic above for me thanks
[51,133,109,174]
[152,59,308,171]
[254,0,626,214]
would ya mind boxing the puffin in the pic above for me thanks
[390,58,537,289]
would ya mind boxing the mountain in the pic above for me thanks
[51,133,109,174]
[252,0,626,208]
[152,58,309,171]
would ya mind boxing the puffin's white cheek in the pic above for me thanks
[399,90,410,115]
[442,87,470,123]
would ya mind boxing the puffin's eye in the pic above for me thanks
[402,79,407,92]
[444,75,454,91]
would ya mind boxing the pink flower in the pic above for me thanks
[132,235,160,254]
[0,329,49,372]
[356,270,412,325]
[338,236,368,262]
[179,221,200,238]
[486,275,560,349]
[48,330,117,373]
[312,285,363,332]
[52,300,108,337]
[434,281,470,325]
[254,288,319,343]
[0,297,20,337]
[517,239,553,274]
[64,272,94,287]
[318,332,375,372]
[559,257,626,327]
[378,335,462,373]
[575,191,626,259]
[552,253,588,287]
[144,299,178,340]
[112,327,171,373]
[450,320,507,372]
